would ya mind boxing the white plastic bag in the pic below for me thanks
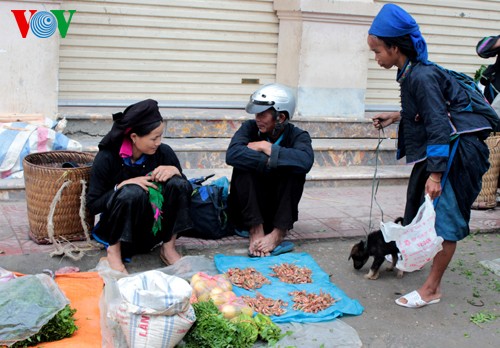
[158,255,219,281]
[381,195,444,272]
[0,267,16,283]
[96,258,131,348]
[0,274,69,346]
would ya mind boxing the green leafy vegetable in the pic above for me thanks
[253,313,288,345]
[474,64,488,83]
[470,311,498,327]
[183,301,290,348]
[230,314,259,348]
[0,274,76,347]
[11,305,78,347]
[183,301,237,348]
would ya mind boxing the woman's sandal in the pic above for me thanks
[159,252,171,266]
[115,265,128,274]
[395,290,440,308]
[104,256,129,274]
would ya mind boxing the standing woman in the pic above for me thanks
[87,99,193,273]
[368,4,498,307]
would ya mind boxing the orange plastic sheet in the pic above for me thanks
[13,272,104,348]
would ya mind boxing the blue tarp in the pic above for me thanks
[214,252,364,323]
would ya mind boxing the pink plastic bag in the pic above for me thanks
[380,195,444,272]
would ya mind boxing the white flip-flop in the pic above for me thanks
[395,290,440,308]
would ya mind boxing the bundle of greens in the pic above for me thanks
[0,274,78,347]
[253,313,286,346]
[183,300,237,348]
[183,300,288,348]
[230,314,259,348]
[11,305,78,347]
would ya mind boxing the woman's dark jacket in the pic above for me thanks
[398,62,494,173]
[86,144,184,215]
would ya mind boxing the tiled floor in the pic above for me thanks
[1,185,499,256]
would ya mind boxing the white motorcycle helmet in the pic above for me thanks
[245,83,296,119]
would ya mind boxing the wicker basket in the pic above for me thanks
[472,135,500,210]
[23,151,96,244]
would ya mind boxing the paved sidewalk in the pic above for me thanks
[1,184,499,348]
[1,184,499,257]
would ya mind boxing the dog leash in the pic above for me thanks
[367,127,387,236]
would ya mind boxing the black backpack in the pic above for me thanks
[435,63,500,131]
[188,174,233,239]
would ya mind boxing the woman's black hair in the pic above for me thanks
[130,120,162,137]
[378,34,418,62]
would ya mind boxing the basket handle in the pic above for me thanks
[47,178,99,261]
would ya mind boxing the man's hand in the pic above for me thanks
[247,141,272,156]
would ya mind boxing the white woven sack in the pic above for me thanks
[116,270,196,348]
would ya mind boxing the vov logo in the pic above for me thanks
[11,10,76,38]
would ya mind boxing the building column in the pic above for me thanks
[274,0,376,118]
[0,1,62,119]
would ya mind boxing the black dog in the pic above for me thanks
[348,217,404,280]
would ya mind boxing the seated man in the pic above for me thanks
[226,83,314,257]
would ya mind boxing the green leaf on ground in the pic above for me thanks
[470,311,498,326]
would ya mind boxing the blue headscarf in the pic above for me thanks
[369,3,430,65]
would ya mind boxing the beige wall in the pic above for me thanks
[275,0,376,118]
[367,0,500,108]
[0,1,61,119]
[58,0,278,107]
[1,0,499,119]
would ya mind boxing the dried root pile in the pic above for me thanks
[270,263,313,284]
[242,292,288,316]
[289,290,338,313]
[226,267,271,290]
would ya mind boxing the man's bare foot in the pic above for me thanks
[161,239,182,265]
[248,224,265,256]
[107,243,128,274]
[253,228,286,257]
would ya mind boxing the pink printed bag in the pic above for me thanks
[380,195,444,272]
